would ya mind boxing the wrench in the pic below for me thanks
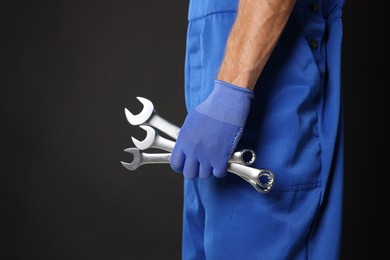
[131,125,176,152]
[121,147,273,193]
[120,148,171,171]
[120,148,254,171]
[132,125,256,165]
[125,97,180,140]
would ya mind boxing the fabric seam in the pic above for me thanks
[271,181,322,192]
[189,10,237,22]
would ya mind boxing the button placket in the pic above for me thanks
[309,2,319,13]
[309,39,319,50]
[308,1,320,51]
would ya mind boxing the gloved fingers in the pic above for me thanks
[199,163,213,179]
[212,162,228,178]
[170,149,185,173]
[183,159,199,179]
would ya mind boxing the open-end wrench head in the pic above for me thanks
[120,148,142,171]
[124,97,154,125]
[131,125,156,150]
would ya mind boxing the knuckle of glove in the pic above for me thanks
[212,163,228,178]
[169,149,184,173]
[183,158,199,179]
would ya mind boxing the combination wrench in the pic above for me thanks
[121,148,254,171]
[121,146,273,193]
[125,97,180,140]
[131,125,256,165]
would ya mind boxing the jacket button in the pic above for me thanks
[309,2,319,13]
[309,39,319,50]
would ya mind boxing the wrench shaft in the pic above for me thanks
[153,134,175,152]
[147,114,180,140]
[140,153,171,166]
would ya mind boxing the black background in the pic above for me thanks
[1,0,387,259]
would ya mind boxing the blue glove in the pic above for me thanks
[170,80,254,179]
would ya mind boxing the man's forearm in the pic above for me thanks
[217,0,296,90]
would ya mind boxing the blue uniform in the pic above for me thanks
[182,0,344,259]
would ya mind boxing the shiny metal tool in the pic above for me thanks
[131,125,256,166]
[121,147,273,193]
[120,148,171,171]
[124,97,180,140]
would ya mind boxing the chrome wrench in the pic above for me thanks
[125,97,180,140]
[121,148,253,171]
[120,147,273,193]
[132,125,256,165]
[120,148,171,171]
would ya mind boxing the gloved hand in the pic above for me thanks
[170,80,254,179]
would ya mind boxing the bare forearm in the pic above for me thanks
[217,0,296,90]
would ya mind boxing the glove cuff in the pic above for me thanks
[214,80,254,97]
[195,80,253,127]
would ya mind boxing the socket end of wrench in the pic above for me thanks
[240,149,256,165]
[255,170,274,193]
[230,149,256,166]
